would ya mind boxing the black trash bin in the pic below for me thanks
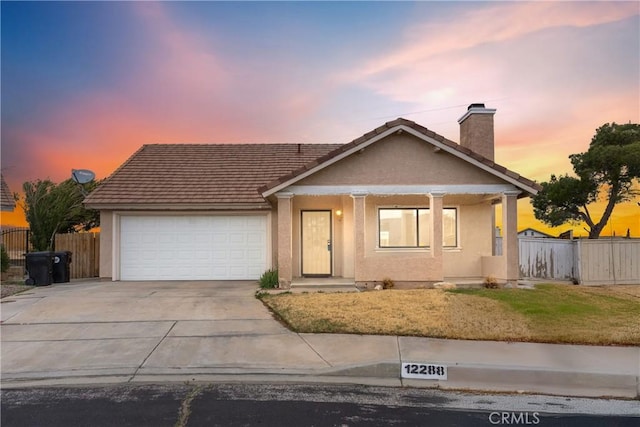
[25,251,54,286]
[52,251,72,283]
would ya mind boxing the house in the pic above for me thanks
[84,104,541,286]
[518,228,554,238]
[1,173,16,212]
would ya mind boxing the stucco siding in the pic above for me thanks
[296,133,505,187]
[270,207,278,270]
[99,210,113,279]
[341,195,355,278]
[443,203,494,278]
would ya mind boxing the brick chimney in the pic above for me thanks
[457,103,496,161]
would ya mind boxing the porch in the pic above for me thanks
[274,189,520,288]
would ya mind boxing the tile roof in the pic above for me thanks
[1,173,16,211]
[85,117,541,208]
[260,118,542,195]
[84,144,341,207]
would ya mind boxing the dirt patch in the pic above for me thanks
[598,285,640,298]
[1,283,34,298]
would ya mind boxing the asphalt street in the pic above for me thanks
[2,383,638,427]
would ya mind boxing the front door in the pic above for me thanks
[301,210,332,276]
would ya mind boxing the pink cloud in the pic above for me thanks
[353,2,638,83]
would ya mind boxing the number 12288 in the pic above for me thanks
[401,363,448,380]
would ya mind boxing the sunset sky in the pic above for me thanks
[1,1,639,236]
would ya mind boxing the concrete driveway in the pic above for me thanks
[1,280,335,384]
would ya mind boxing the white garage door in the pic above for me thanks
[119,215,268,280]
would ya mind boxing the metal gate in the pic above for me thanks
[1,227,31,270]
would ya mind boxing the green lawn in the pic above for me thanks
[258,284,640,346]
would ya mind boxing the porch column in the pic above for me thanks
[429,192,445,281]
[276,192,294,288]
[351,193,367,282]
[502,191,520,284]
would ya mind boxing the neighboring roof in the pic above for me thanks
[1,173,16,212]
[84,144,340,208]
[518,227,554,238]
[260,118,542,197]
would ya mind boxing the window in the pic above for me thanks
[379,208,457,248]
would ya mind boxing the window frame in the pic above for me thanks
[377,206,458,249]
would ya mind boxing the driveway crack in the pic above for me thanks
[130,320,177,381]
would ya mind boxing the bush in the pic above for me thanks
[382,277,395,289]
[259,269,279,289]
[1,245,10,273]
[484,275,499,289]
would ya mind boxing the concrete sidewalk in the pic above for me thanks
[1,280,638,398]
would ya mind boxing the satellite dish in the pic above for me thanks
[71,169,95,184]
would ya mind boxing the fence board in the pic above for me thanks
[519,238,576,281]
[578,240,640,285]
[54,233,100,279]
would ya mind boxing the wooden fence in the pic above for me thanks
[519,237,640,285]
[577,239,640,285]
[54,232,100,279]
[519,238,576,281]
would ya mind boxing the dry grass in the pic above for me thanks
[259,284,640,346]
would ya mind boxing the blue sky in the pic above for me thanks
[1,1,639,232]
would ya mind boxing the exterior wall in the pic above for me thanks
[482,256,507,280]
[341,195,355,278]
[360,195,440,283]
[99,210,113,279]
[296,133,505,187]
[270,206,278,270]
[502,193,519,283]
[443,202,494,279]
[276,195,293,285]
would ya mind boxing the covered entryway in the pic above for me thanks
[119,215,267,280]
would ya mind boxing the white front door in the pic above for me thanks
[301,210,332,276]
[119,215,267,280]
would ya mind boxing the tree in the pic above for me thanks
[20,179,100,251]
[1,244,10,273]
[532,122,640,239]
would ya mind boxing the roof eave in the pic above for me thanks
[84,202,273,211]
